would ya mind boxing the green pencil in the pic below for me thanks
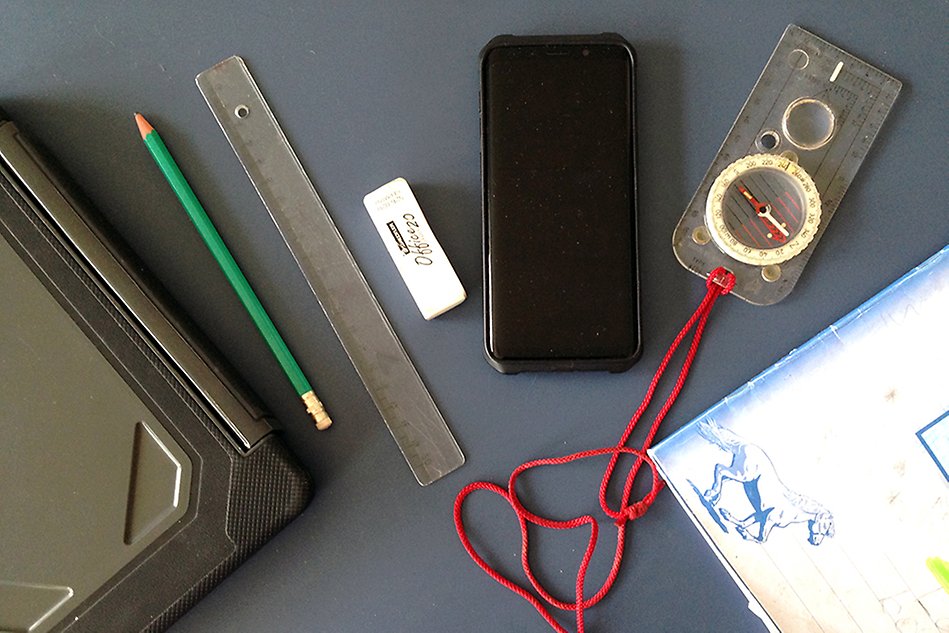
[135,113,331,430]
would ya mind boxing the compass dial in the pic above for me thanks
[705,154,821,266]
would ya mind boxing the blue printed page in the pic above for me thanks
[651,246,949,633]
[919,412,949,483]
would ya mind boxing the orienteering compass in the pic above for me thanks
[672,25,901,305]
[705,153,821,266]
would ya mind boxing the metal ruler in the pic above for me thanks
[196,56,464,485]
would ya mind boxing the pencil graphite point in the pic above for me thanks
[134,112,153,139]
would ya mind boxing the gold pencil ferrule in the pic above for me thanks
[302,390,331,430]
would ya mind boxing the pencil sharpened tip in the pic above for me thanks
[134,113,153,139]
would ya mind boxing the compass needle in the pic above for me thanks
[759,205,790,237]
[706,154,821,266]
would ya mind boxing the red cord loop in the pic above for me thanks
[454,270,735,633]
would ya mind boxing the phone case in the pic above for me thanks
[479,34,641,373]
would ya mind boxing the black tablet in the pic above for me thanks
[0,115,312,633]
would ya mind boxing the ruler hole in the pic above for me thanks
[692,226,711,245]
[757,130,780,151]
[762,265,782,283]
[234,105,250,118]
[780,150,799,163]
[788,49,809,70]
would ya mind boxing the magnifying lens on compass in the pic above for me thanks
[704,153,822,268]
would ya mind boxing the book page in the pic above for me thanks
[652,248,949,633]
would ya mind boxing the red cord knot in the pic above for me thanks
[707,267,736,295]
[615,500,650,526]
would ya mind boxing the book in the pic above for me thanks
[650,246,949,633]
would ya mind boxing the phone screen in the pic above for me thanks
[483,41,638,368]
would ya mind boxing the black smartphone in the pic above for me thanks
[481,34,640,373]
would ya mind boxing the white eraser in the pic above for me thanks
[363,178,466,320]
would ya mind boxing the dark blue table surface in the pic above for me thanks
[3,2,946,631]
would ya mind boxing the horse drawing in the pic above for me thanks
[695,419,835,546]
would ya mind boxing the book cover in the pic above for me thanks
[650,246,949,633]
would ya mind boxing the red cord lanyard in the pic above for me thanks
[454,268,736,633]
